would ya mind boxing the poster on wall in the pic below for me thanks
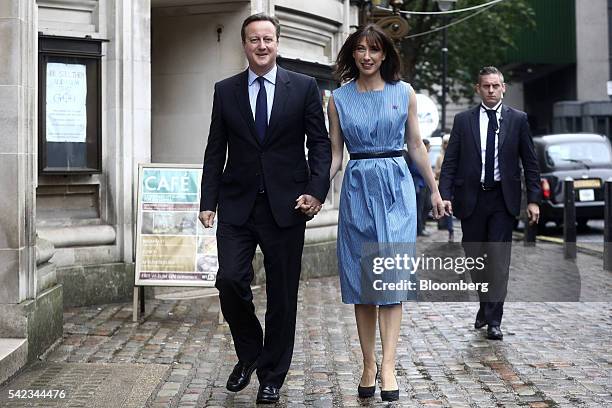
[46,63,87,143]
[135,164,218,287]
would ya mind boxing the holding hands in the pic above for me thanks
[199,195,325,229]
[430,191,452,219]
[295,194,322,217]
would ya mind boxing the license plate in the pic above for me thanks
[578,189,595,201]
[574,179,601,189]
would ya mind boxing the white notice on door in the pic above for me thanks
[578,189,595,202]
[46,63,87,143]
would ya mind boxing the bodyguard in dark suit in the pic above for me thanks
[198,14,331,403]
[439,66,540,340]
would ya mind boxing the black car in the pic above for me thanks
[530,133,612,229]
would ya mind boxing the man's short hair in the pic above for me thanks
[241,13,281,42]
[478,66,504,83]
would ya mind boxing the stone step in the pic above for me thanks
[0,338,27,386]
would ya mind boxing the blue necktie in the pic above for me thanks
[255,76,268,143]
[483,105,499,189]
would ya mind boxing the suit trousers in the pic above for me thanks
[215,193,306,388]
[461,187,515,327]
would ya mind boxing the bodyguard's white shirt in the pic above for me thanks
[479,100,502,183]
[248,65,276,123]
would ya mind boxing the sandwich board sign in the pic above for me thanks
[133,164,220,320]
[135,163,218,287]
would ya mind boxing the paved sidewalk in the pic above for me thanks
[0,222,610,407]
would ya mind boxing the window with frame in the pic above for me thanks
[595,116,609,137]
[38,35,104,174]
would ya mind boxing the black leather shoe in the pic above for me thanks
[474,318,487,329]
[487,325,503,340]
[256,385,280,404]
[226,360,257,392]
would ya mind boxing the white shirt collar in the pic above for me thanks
[248,65,277,86]
[480,100,502,112]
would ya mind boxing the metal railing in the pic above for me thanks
[563,178,577,259]
[604,179,612,271]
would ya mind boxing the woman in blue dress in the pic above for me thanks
[328,24,448,401]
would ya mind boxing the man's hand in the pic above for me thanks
[295,194,322,217]
[526,203,540,225]
[199,211,216,228]
[443,200,453,217]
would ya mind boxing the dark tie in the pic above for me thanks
[255,76,268,143]
[483,105,499,189]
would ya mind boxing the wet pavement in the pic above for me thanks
[0,223,610,407]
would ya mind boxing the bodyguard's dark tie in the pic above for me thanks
[483,105,499,189]
[255,76,268,143]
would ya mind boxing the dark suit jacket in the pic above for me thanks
[439,104,541,219]
[200,66,331,228]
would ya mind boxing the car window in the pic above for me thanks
[545,142,612,167]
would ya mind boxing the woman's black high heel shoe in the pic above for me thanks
[380,389,399,402]
[380,374,399,402]
[357,367,378,398]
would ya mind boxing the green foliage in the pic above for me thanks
[398,0,535,103]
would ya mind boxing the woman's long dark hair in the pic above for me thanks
[333,24,402,83]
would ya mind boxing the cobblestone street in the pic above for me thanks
[1,225,611,407]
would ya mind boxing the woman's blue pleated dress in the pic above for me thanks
[333,80,417,305]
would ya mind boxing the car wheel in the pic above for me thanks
[577,218,589,230]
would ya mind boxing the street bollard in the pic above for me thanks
[523,212,536,246]
[564,177,577,259]
[604,179,612,271]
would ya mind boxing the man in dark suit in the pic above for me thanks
[198,13,331,403]
[439,66,540,340]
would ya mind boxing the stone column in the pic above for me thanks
[0,0,37,304]
[0,2,62,364]
[576,0,610,101]
[105,0,151,265]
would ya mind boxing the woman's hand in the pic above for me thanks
[430,191,451,219]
